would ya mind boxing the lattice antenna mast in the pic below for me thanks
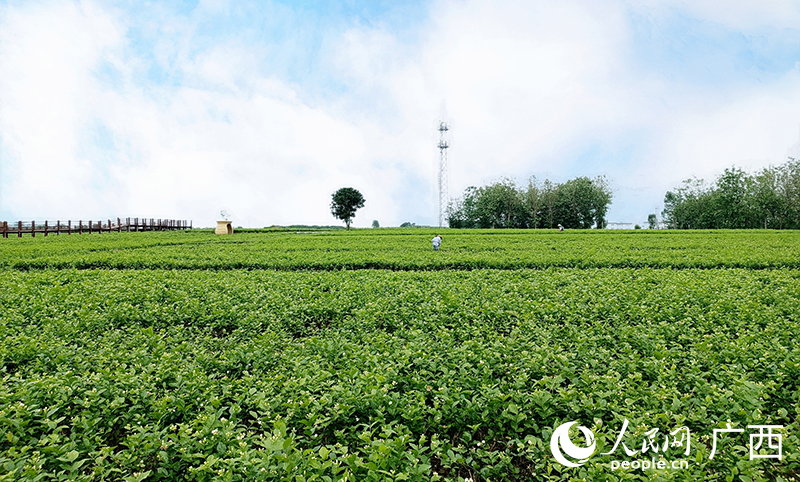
[437,121,449,228]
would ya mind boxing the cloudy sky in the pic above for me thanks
[2,0,800,227]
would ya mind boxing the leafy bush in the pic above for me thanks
[2,229,800,271]
[1,264,799,480]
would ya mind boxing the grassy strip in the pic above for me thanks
[2,230,800,271]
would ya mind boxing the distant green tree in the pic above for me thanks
[330,188,365,230]
[446,187,479,228]
[753,166,783,229]
[772,159,800,228]
[474,178,526,228]
[590,176,612,229]
[372,220,380,228]
[648,214,658,229]
[400,222,417,228]
[662,159,800,229]
[553,176,611,229]
[539,180,559,228]
[523,177,542,228]
[662,179,715,229]
[446,175,612,229]
[714,168,755,228]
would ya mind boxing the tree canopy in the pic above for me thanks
[447,176,612,229]
[662,159,800,229]
[330,188,365,229]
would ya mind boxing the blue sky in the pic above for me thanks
[2,0,800,227]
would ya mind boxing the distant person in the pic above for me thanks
[558,224,564,232]
[432,234,442,251]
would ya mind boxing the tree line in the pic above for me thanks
[662,158,800,229]
[447,176,612,229]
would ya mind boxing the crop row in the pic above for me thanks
[2,230,800,270]
[2,268,799,480]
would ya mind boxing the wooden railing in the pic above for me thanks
[1,218,192,238]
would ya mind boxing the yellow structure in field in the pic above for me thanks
[215,221,233,235]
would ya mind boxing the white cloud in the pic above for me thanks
[0,0,378,227]
[330,0,643,211]
[667,70,800,175]
[0,0,122,217]
[94,72,372,226]
[632,0,800,31]
[3,0,800,226]
[328,0,800,223]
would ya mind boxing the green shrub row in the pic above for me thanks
[2,268,799,480]
[2,230,800,271]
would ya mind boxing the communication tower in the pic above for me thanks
[437,121,449,228]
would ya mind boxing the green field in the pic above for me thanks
[1,230,799,481]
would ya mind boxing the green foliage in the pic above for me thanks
[0,231,799,480]
[662,159,800,229]
[2,230,800,271]
[554,176,611,229]
[331,188,366,230]
[474,179,527,229]
[448,176,612,229]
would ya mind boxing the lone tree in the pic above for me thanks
[330,187,365,229]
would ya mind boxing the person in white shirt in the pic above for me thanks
[432,235,442,251]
